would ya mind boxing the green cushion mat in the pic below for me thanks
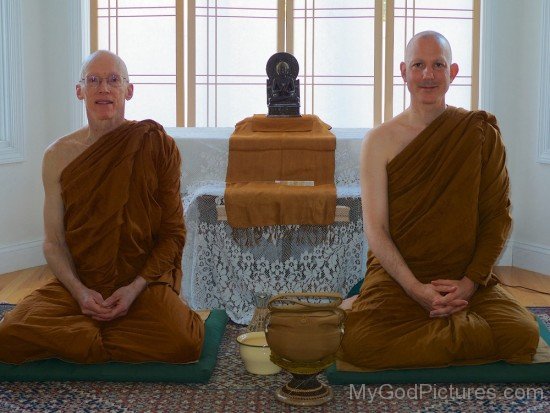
[0,309,228,383]
[327,310,550,384]
[346,278,363,298]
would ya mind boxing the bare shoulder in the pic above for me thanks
[362,116,404,164]
[365,112,422,165]
[43,126,90,181]
[45,126,89,155]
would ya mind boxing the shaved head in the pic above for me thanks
[76,50,134,129]
[405,31,452,64]
[80,50,129,80]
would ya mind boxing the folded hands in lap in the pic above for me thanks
[76,287,113,321]
[424,277,477,318]
[76,281,144,322]
[338,276,477,318]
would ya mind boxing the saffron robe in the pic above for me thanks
[0,120,204,364]
[340,107,539,370]
[224,114,336,228]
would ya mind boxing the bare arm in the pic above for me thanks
[361,130,420,293]
[42,147,112,319]
[360,130,467,315]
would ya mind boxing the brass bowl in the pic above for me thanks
[236,332,282,375]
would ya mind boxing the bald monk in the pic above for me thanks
[339,31,539,370]
[0,51,204,364]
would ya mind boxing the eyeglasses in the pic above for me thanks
[80,74,127,88]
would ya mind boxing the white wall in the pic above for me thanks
[482,0,550,275]
[0,0,548,275]
[0,0,81,273]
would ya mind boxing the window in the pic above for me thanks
[90,0,479,128]
[0,0,25,164]
[193,1,280,127]
[291,0,380,127]
[92,0,180,126]
[388,0,480,119]
[538,0,550,164]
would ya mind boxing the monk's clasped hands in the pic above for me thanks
[75,276,147,322]
[429,277,478,318]
[76,286,113,321]
[405,277,477,318]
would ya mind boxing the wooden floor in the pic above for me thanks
[0,265,549,306]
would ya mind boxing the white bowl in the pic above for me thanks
[237,332,282,375]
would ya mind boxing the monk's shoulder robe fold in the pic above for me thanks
[378,106,510,286]
[60,119,185,294]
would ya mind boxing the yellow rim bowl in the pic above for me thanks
[236,332,282,375]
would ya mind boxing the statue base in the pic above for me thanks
[275,373,333,406]
[267,105,301,117]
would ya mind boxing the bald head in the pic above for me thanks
[405,31,452,64]
[80,50,129,81]
[399,30,459,107]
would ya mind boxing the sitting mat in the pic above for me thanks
[0,309,228,383]
[327,315,550,384]
[346,278,363,298]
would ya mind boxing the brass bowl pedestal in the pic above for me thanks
[275,373,333,406]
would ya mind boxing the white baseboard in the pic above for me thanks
[495,240,513,266]
[0,239,45,275]
[0,237,547,277]
[511,241,550,276]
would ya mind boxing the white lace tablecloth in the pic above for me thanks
[167,127,367,199]
[168,127,369,324]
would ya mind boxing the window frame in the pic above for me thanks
[538,0,550,164]
[89,0,480,128]
[0,0,25,165]
[384,0,481,120]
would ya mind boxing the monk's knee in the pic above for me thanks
[495,316,539,362]
[165,317,205,363]
[340,321,388,365]
[0,317,32,363]
[169,334,204,363]
[0,318,14,361]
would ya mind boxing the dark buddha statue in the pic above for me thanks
[266,52,301,117]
